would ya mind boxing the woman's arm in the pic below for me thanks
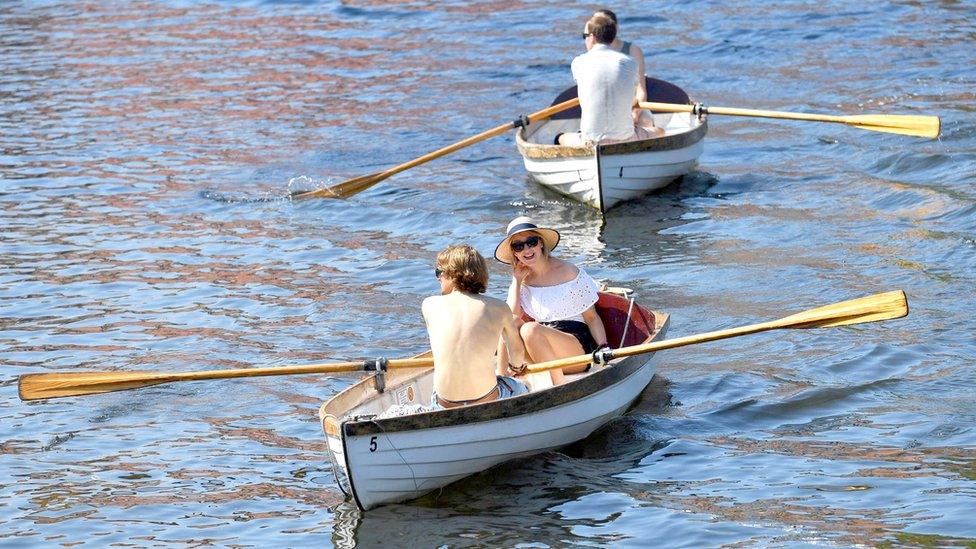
[498,309,527,376]
[497,280,520,372]
[581,305,608,349]
[632,44,648,124]
[506,276,521,316]
[509,257,532,322]
[634,45,647,102]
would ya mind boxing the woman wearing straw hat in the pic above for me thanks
[494,217,609,385]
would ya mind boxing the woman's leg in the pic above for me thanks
[520,322,588,385]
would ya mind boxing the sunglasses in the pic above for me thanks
[581,32,592,39]
[510,235,542,253]
[434,267,444,279]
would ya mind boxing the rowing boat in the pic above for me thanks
[515,77,707,212]
[318,290,669,511]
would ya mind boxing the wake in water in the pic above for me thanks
[200,175,336,203]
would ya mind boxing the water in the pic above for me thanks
[2,0,974,546]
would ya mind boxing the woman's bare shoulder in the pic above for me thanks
[551,257,580,279]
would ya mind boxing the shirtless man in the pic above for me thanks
[422,244,530,409]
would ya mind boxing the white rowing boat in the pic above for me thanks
[318,290,669,511]
[516,77,707,212]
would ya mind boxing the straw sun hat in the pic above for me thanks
[493,216,561,264]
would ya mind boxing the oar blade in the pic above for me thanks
[779,290,908,329]
[290,186,342,200]
[845,114,941,139]
[19,372,172,401]
[321,173,388,198]
[290,172,384,200]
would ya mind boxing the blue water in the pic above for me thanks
[2,1,974,546]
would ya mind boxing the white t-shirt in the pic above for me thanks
[571,43,638,142]
[519,267,599,323]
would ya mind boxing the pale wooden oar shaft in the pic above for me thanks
[293,97,581,199]
[19,358,434,401]
[526,319,778,374]
[640,101,847,123]
[22,290,907,400]
[367,97,580,181]
[638,101,940,138]
[525,290,908,374]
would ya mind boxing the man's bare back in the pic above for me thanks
[422,292,521,401]
[422,244,528,407]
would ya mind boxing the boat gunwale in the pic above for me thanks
[336,309,669,437]
[515,118,707,160]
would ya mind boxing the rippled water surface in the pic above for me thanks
[2,1,975,546]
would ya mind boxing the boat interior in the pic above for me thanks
[522,77,702,146]
[320,291,662,426]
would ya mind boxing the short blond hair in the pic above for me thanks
[436,244,488,294]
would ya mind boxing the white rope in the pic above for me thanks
[619,296,636,348]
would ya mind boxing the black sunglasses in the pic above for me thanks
[581,32,592,39]
[434,267,444,279]
[510,235,542,253]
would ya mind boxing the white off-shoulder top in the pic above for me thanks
[519,267,599,323]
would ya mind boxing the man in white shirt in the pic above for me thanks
[557,13,663,146]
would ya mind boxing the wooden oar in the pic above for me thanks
[638,101,940,138]
[19,290,906,401]
[526,290,908,375]
[18,357,435,402]
[291,97,581,200]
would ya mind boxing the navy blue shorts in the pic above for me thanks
[541,320,598,354]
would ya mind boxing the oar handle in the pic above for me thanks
[527,97,580,123]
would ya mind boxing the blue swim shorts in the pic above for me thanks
[432,375,529,409]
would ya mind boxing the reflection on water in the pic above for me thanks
[2,0,975,546]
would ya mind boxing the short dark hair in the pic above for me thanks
[596,8,618,23]
[436,244,488,294]
[586,13,616,44]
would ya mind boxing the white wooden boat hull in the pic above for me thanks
[341,352,658,510]
[516,78,707,211]
[519,134,705,210]
[320,293,668,510]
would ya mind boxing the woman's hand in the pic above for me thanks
[508,362,528,376]
[513,259,531,285]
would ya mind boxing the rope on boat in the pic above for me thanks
[371,420,422,494]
